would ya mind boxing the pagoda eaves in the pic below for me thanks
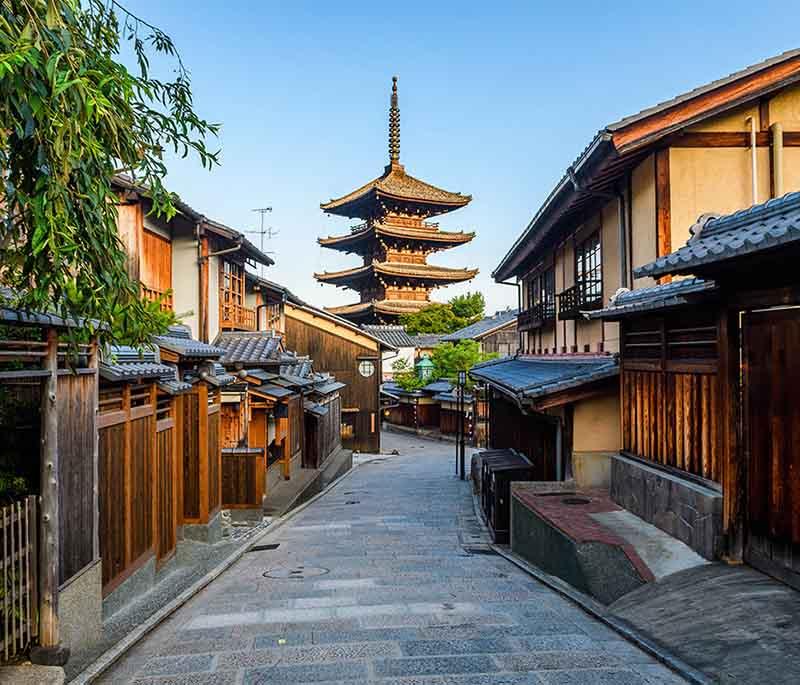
[318,222,475,256]
[314,261,479,289]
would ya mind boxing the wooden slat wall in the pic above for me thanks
[140,229,172,295]
[622,369,721,483]
[384,404,415,428]
[417,404,440,429]
[221,452,264,507]
[99,423,125,589]
[57,373,96,583]
[155,425,177,562]
[129,415,154,564]
[207,409,221,516]
[182,394,200,520]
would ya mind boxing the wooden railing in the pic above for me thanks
[142,285,173,311]
[220,301,256,331]
[557,279,603,320]
[1,496,38,663]
[518,301,555,331]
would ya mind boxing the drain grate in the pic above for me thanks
[462,546,497,556]
[247,543,280,553]
[344,500,360,505]
[263,565,330,579]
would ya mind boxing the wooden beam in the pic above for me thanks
[613,55,800,151]
[655,149,672,284]
[669,131,800,148]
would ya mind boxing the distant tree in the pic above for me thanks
[449,292,485,323]
[399,292,486,335]
[0,0,219,344]
[391,358,426,392]
[431,340,496,384]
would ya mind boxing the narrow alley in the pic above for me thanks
[97,434,685,685]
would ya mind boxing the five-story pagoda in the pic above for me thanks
[316,77,478,324]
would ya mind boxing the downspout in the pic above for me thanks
[745,115,758,204]
[497,278,522,355]
[195,219,207,342]
[203,242,243,260]
[616,182,629,290]
[771,121,784,198]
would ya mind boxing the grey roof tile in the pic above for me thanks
[588,278,717,320]
[154,326,225,359]
[409,333,445,348]
[361,324,416,348]
[635,192,800,278]
[470,355,618,401]
[213,331,283,365]
[99,345,175,383]
[441,309,518,342]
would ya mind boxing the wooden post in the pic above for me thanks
[30,328,68,665]
[89,340,100,562]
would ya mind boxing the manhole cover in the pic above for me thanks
[562,496,591,505]
[263,565,329,579]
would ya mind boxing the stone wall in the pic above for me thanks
[610,454,723,560]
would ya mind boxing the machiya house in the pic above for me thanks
[593,191,800,587]
[478,48,800,495]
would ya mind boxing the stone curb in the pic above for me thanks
[468,489,710,685]
[490,546,713,685]
[69,459,367,684]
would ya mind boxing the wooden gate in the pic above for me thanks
[155,393,179,565]
[0,497,37,661]
[743,307,800,589]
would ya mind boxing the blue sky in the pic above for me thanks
[127,1,800,314]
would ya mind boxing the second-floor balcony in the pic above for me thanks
[142,285,173,311]
[557,279,603,320]
[220,301,256,331]
[518,301,556,331]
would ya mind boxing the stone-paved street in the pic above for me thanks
[96,433,686,684]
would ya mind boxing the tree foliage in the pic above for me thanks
[399,292,486,335]
[0,0,218,344]
[391,357,427,392]
[431,340,496,384]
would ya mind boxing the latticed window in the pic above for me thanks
[219,260,255,330]
[575,232,602,303]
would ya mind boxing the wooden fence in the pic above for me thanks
[182,385,222,525]
[1,496,37,662]
[221,449,265,508]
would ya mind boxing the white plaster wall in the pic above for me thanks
[171,232,200,338]
[208,255,220,341]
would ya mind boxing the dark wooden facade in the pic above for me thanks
[284,304,382,453]
[304,394,342,470]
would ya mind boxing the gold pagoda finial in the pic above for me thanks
[389,76,400,164]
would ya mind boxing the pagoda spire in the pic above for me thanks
[388,76,400,164]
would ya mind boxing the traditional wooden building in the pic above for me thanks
[593,191,800,587]
[112,176,274,342]
[316,77,478,324]
[481,49,800,489]
[361,324,416,380]
[441,308,519,356]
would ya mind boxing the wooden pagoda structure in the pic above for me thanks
[316,77,478,324]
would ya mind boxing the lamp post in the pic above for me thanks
[457,370,467,480]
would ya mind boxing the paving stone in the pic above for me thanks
[375,675,542,685]
[535,669,649,685]
[138,654,215,676]
[132,673,238,685]
[242,661,370,683]
[495,650,621,671]
[312,627,421,644]
[400,638,515,656]
[373,655,500,678]
[512,634,596,651]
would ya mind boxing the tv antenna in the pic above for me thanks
[247,207,279,276]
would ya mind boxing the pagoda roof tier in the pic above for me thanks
[314,261,479,289]
[321,162,471,220]
[326,299,429,322]
[318,221,476,255]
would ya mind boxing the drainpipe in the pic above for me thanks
[616,183,629,290]
[497,278,522,354]
[195,219,207,341]
[771,121,784,198]
[202,242,243,260]
[745,115,758,204]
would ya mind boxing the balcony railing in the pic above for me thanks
[142,285,173,311]
[557,279,603,320]
[220,301,256,331]
[518,301,556,331]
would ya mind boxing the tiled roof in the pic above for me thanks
[313,380,346,395]
[409,333,445,348]
[432,391,473,403]
[589,278,717,320]
[157,369,193,395]
[381,380,425,397]
[635,192,800,278]
[361,324,415,348]
[304,400,329,417]
[213,331,283,365]
[251,384,295,400]
[315,261,478,285]
[0,287,102,330]
[319,222,475,252]
[441,309,518,342]
[470,355,618,402]
[154,325,225,359]
[99,346,174,383]
[422,380,453,394]
[326,299,428,319]
[321,162,471,218]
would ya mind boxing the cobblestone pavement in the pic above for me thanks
[96,433,687,685]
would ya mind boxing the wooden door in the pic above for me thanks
[743,307,800,589]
